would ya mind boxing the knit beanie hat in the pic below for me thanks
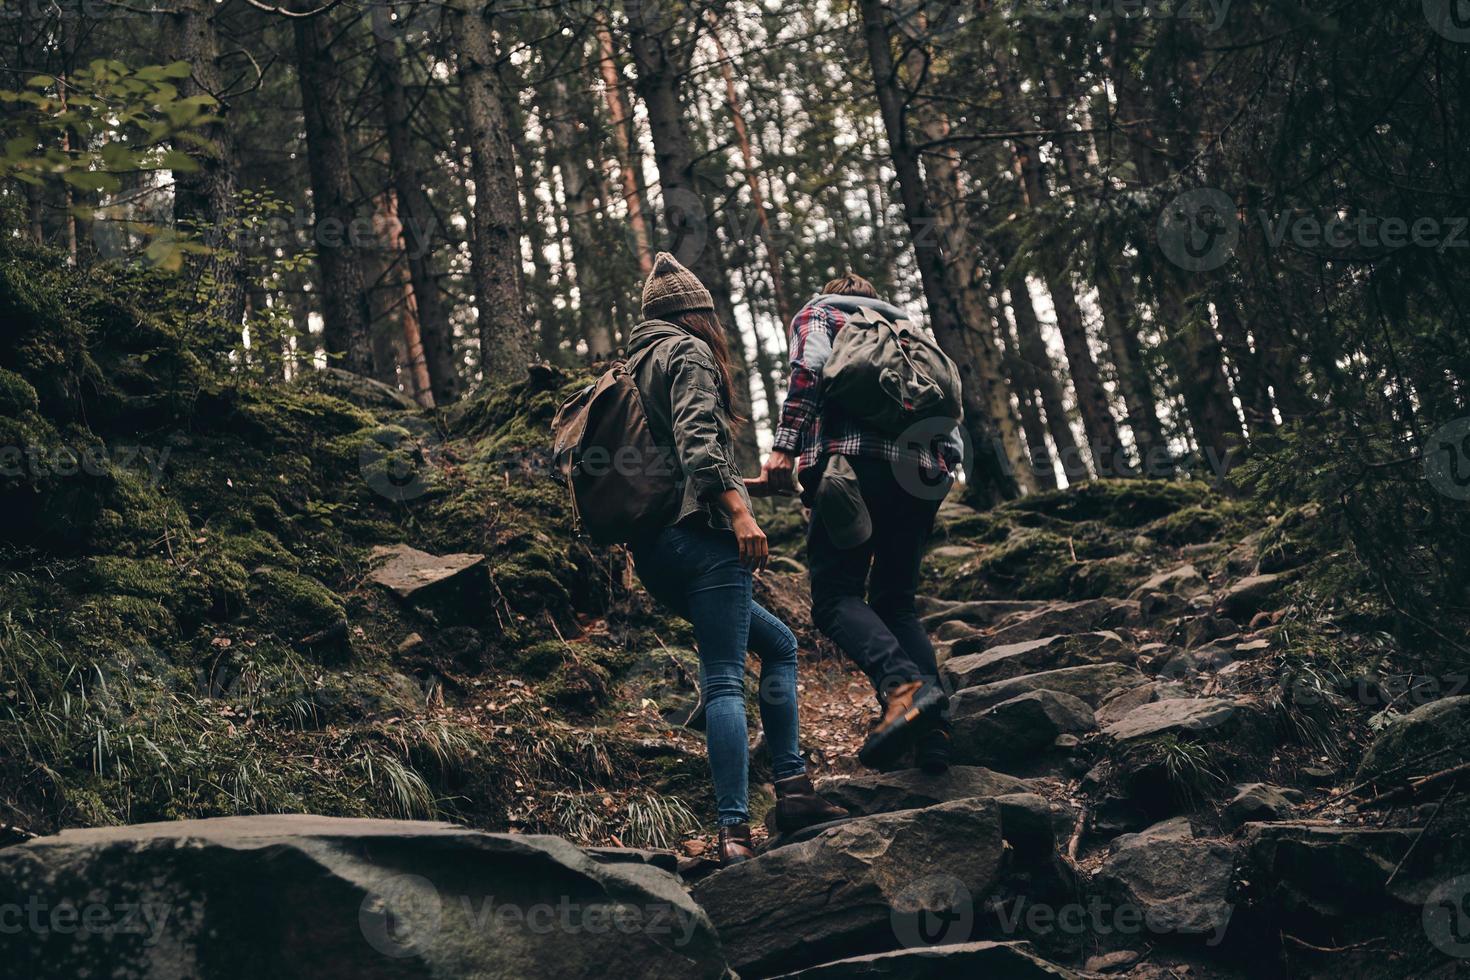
[641,251,715,319]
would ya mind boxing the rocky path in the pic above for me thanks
[673,495,1470,978]
[3,492,1465,979]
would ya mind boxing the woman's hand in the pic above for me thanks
[717,489,768,571]
[731,510,769,571]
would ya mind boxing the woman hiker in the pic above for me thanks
[625,252,846,866]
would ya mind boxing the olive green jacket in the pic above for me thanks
[627,319,750,531]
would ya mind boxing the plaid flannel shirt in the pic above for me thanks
[771,299,963,487]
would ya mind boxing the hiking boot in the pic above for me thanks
[766,773,849,835]
[858,680,947,770]
[914,726,952,775]
[717,823,755,866]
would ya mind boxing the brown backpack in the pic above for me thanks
[551,349,680,544]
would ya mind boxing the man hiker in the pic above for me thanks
[758,273,961,773]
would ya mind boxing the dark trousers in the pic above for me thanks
[807,455,947,707]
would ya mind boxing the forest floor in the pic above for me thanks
[2,241,1468,977]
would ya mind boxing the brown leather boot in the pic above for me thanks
[717,823,755,866]
[767,773,849,835]
[858,679,947,770]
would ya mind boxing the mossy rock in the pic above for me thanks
[1008,480,1212,529]
[506,640,568,680]
[1069,555,1154,600]
[0,368,40,416]
[940,528,1075,601]
[543,657,613,714]
[246,567,347,646]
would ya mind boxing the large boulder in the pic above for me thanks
[980,599,1135,647]
[816,766,1030,817]
[1094,681,1188,727]
[1238,822,1424,931]
[769,941,1079,979]
[368,543,487,602]
[1128,564,1208,601]
[1356,695,1470,779]
[944,632,1132,690]
[951,690,1096,767]
[1222,783,1300,830]
[1216,572,1292,619]
[919,599,1048,631]
[953,663,1147,713]
[692,798,1006,978]
[1101,698,1240,743]
[0,815,726,980]
[1096,817,1236,943]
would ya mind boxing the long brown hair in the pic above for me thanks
[670,310,747,425]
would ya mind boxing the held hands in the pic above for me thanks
[756,450,797,495]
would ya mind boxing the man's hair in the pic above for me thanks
[822,273,878,299]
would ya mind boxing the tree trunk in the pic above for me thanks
[1212,281,1274,434]
[858,0,1018,505]
[370,190,434,406]
[1009,279,1089,484]
[541,65,615,358]
[1108,24,1244,466]
[1156,276,1243,470]
[994,54,1125,477]
[164,0,248,332]
[450,1,533,382]
[1096,260,1168,468]
[595,12,654,279]
[624,2,759,472]
[709,21,793,326]
[371,9,460,403]
[904,60,1035,493]
[293,5,373,375]
[994,295,1059,491]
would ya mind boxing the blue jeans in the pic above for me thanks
[631,522,806,827]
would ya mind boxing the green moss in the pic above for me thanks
[939,528,1075,601]
[246,567,346,643]
[0,368,39,416]
[1008,479,1211,528]
[506,640,567,679]
[217,529,294,570]
[542,657,612,714]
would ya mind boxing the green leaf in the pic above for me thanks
[145,237,184,271]
[160,149,199,173]
[25,74,55,89]
[63,171,121,194]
